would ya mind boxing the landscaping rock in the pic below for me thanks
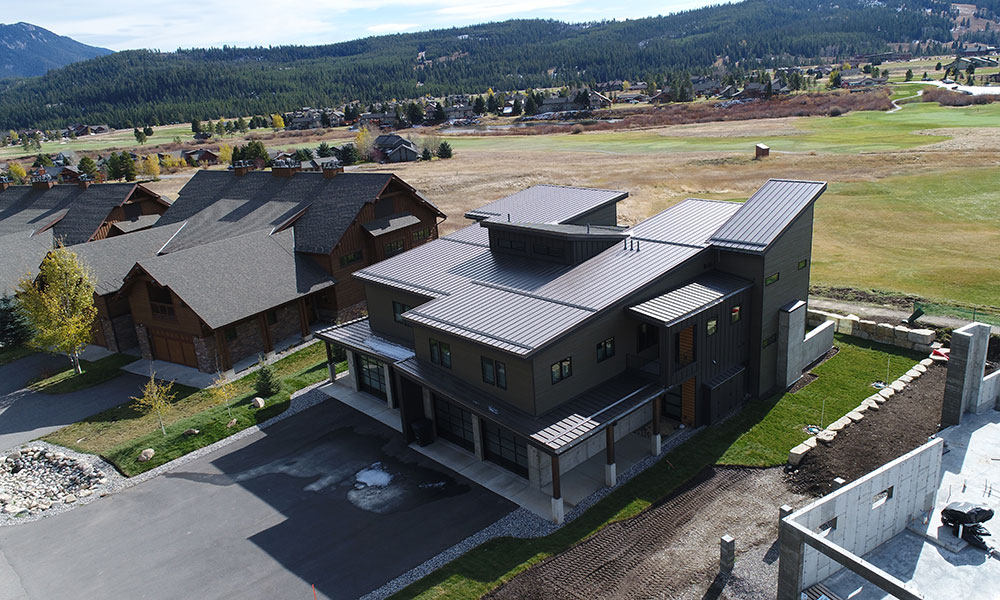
[906,369,921,379]
[802,436,818,449]
[0,446,107,518]
[183,428,200,437]
[227,418,238,428]
[252,397,266,409]
[919,358,933,367]
[847,411,864,423]
[827,418,850,432]
[878,388,895,400]
[914,364,928,373]
[817,430,837,445]
[890,380,906,392]
[137,448,155,463]
[789,444,812,466]
[63,495,76,504]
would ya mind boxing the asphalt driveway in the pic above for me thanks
[0,396,515,600]
[0,352,149,451]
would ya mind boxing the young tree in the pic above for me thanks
[905,69,913,81]
[78,156,98,178]
[191,118,202,133]
[143,125,154,137]
[254,360,280,397]
[106,153,123,180]
[134,128,147,145]
[421,147,433,161]
[354,126,375,161]
[935,61,942,71]
[140,155,160,179]
[131,372,177,436]
[316,141,333,157]
[271,114,285,131]
[436,141,453,159]
[5,162,26,183]
[215,121,225,137]
[218,144,233,164]
[120,152,137,182]
[0,295,32,348]
[15,244,97,374]
[236,117,248,133]
[209,371,237,418]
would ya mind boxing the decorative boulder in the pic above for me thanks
[183,428,200,437]
[227,418,238,428]
[137,448,155,462]
[252,397,266,409]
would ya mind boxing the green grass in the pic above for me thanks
[0,345,34,366]
[28,353,135,394]
[447,99,1000,155]
[41,341,345,476]
[390,335,922,599]
[0,123,194,160]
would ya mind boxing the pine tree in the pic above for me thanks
[434,102,447,122]
[120,152,137,182]
[254,360,281,397]
[421,147,432,161]
[0,295,32,348]
[473,96,486,115]
[317,142,333,157]
[191,118,202,133]
[78,156,98,178]
[436,141,453,159]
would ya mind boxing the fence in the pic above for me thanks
[913,301,1000,327]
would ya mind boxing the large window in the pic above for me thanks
[434,396,475,452]
[392,301,412,324]
[637,322,659,352]
[481,357,507,390]
[482,421,528,477]
[148,283,175,320]
[429,338,451,368]
[384,239,405,256]
[551,357,572,384]
[596,337,615,362]
[412,227,431,241]
[498,238,526,252]
[339,249,363,267]
[357,354,386,398]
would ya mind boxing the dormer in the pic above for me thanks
[481,219,628,265]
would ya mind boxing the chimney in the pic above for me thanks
[0,175,9,192]
[321,161,344,179]
[77,173,94,189]
[271,158,297,178]
[233,160,253,176]
[31,174,55,191]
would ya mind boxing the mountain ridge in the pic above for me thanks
[0,22,112,79]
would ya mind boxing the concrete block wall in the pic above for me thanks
[779,301,835,388]
[807,309,935,353]
[780,439,943,594]
[943,322,994,426]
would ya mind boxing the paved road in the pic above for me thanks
[0,353,148,451]
[0,397,515,600]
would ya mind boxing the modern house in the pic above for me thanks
[318,179,833,521]
[106,168,445,372]
[374,134,420,163]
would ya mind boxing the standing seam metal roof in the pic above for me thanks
[628,272,752,327]
[708,179,826,253]
[464,184,627,224]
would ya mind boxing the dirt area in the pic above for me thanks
[653,116,808,138]
[789,363,947,497]
[486,467,807,600]
[810,285,921,310]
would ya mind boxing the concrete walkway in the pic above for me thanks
[0,352,146,451]
[319,378,678,520]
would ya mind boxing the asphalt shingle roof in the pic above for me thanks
[0,229,53,296]
[0,183,151,245]
[72,224,184,295]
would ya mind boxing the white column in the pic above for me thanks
[382,362,394,408]
[344,350,360,392]
[650,433,662,456]
[551,497,565,524]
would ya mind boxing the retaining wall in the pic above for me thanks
[807,309,935,354]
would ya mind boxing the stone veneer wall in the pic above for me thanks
[268,303,302,346]
[225,319,267,367]
[807,309,936,353]
[135,324,152,361]
[193,335,219,373]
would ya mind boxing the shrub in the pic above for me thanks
[828,106,844,117]
[570,124,585,134]
[254,360,281,397]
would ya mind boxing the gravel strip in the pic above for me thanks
[361,425,702,600]
[0,379,331,527]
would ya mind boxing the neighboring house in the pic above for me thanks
[648,87,674,103]
[691,77,723,97]
[844,77,887,89]
[284,107,345,130]
[182,149,219,166]
[444,105,476,120]
[617,92,648,103]
[112,168,445,373]
[374,134,419,163]
[318,179,830,522]
[588,91,613,108]
[944,56,998,71]
[359,113,400,129]
[735,82,769,99]
[540,97,578,112]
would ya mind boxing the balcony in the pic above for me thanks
[626,354,661,380]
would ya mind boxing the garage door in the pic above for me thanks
[149,328,197,368]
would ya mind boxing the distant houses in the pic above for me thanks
[374,134,420,163]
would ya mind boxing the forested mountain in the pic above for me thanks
[0,0,953,130]
[0,22,111,79]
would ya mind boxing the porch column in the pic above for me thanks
[344,350,360,391]
[382,362,394,408]
[650,394,662,456]
[605,424,617,487]
[551,454,564,524]
[471,414,484,461]
[297,298,310,338]
[325,342,337,381]
[422,387,437,437]
[259,313,274,354]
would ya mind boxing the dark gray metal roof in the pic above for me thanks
[481,220,628,240]
[708,179,826,253]
[0,182,156,245]
[72,224,184,295]
[628,272,751,327]
[159,171,443,255]
[134,228,334,329]
[630,198,742,247]
[0,229,53,296]
[361,212,421,237]
[395,358,663,455]
[315,317,415,360]
[464,185,627,224]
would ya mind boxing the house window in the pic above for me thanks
[765,272,780,286]
[384,239,405,256]
[412,227,431,241]
[498,238,526,252]
[392,301,412,324]
[496,361,507,390]
[637,322,658,352]
[357,354,387,398]
[429,338,451,368]
[339,249,363,267]
[731,305,741,323]
[762,334,778,348]
[224,326,237,341]
[798,259,808,270]
[266,310,278,325]
[551,357,572,384]
[148,283,175,320]
[480,357,508,390]
[706,318,718,336]
[596,337,615,362]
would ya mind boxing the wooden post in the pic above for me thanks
[298,298,310,337]
[550,453,564,524]
[215,329,231,372]
[259,313,273,353]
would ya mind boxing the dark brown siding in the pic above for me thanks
[126,275,207,337]
[90,189,169,241]
[365,282,434,343]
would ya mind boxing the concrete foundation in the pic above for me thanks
[942,322,995,426]
[778,300,835,388]
[604,463,617,487]
[551,497,565,524]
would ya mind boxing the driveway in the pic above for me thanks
[0,353,148,451]
[0,396,516,600]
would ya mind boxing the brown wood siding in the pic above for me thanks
[681,377,696,426]
[126,275,208,337]
[90,190,169,241]
[677,326,695,365]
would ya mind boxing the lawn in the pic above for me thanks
[0,123,194,160]
[28,353,135,394]
[390,334,923,599]
[41,342,344,475]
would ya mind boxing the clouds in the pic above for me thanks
[13,1,714,51]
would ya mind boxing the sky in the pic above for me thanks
[13,1,720,51]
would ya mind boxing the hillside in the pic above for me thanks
[0,0,953,130]
[0,22,111,79]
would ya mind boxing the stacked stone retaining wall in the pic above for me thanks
[807,309,936,354]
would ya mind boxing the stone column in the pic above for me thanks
[720,535,735,573]
[344,350,359,392]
